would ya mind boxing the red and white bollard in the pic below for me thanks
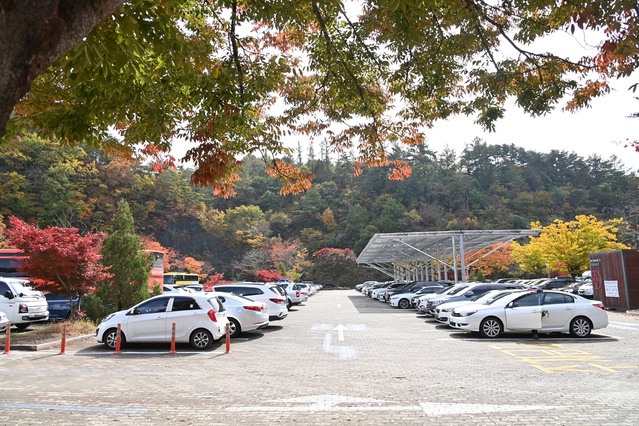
[3,323,10,355]
[115,323,122,354]
[169,322,176,354]
[224,322,231,354]
[59,323,67,355]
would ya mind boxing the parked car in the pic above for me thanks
[0,310,8,331]
[416,286,459,313]
[434,289,525,324]
[0,278,49,330]
[425,283,524,317]
[578,282,594,298]
[409,285,446,308]
[44,292,80,321]
[448,290,608,338]
[533,279,574,290]
[371,282,405,300]
[297,283,318,297]
[383,281,441,303]
[559,281,586,295]
[163,284,191,293]
[389,284,444,309]
[215,292,269,338]
[278,282,303,309]
[96,293,229,350]
[213,283,288,321]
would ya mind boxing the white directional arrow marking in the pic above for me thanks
[334,324,347,341]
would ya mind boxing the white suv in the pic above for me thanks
[212,283,289,321]
[277,282,303,309]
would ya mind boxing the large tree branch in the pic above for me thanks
[0,0,125,137]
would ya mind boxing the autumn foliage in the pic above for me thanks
[254,269,283,282]
[5,216,112,301]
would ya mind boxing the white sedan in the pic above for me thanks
[96,293,229,350]
[215,292,269,338]
[448,290,608,338]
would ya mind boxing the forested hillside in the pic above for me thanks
[1,134,638,280]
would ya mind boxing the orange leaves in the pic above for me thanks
[140,143,177,174]
[352,158,412,181]
[266,160,315,195]
[213,173,241,198]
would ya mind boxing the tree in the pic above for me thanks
[98,199,151,312]
[5,216,112,320]
[4,1,639,195]
[511,215,629,277]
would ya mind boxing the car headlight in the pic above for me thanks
[456,310,477,317]
[101,313,116,323]
[431,300,443,306]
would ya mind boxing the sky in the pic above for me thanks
[423,81,639,171]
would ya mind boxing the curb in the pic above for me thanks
[5,334,94,352]
[626,310,639,318]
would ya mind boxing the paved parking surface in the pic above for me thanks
[1,289,639,425]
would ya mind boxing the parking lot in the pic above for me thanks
[2,289,639,425]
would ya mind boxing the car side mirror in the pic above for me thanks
[3,290,14,299]
[465,291,475,297]
[506,301,515,308]
[128,308,140,315]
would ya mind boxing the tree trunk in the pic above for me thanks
[0,0,124,137]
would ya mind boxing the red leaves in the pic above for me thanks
[5,216,112,295]
[254,269,283,282]
[140,143,177,174]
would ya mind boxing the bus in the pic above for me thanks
[163,272,200,286]
[0,248,26,277]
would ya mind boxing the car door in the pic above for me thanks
[540,292,575,330]
[504,293,543,330]
[167,296,204,340]
[125,297,170,342]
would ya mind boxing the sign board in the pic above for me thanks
[604,280,619,298]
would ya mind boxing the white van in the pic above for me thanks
[0,278,49,330]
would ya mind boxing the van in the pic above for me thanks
[0,278,49,330]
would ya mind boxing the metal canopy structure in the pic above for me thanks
[357,230,541,283]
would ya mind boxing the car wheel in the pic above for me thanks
[190,328,213,350]
[398,298,411,309]
[103,328,125,350]
[569,317,592,337]
[479,317,503,338]
[15,323,30,331]
[229,318,241,338]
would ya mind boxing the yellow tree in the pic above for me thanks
[511,215,628,277]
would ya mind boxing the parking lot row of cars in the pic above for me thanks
[0,276,323,350]
[96,280,323,350]
[356,279,609,338]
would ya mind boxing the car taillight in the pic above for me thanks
[19,303,28,313]
[593,303,606,310]
[207,309,218,322]
[243,305,263,312]
[270,298,286,304]
[295,291,300,297]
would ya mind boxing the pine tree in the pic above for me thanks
[99,199,151,311]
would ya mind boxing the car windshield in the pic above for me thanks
[13,281,42,296]
[448,285,469,295]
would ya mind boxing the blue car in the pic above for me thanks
[45,293,80,321]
